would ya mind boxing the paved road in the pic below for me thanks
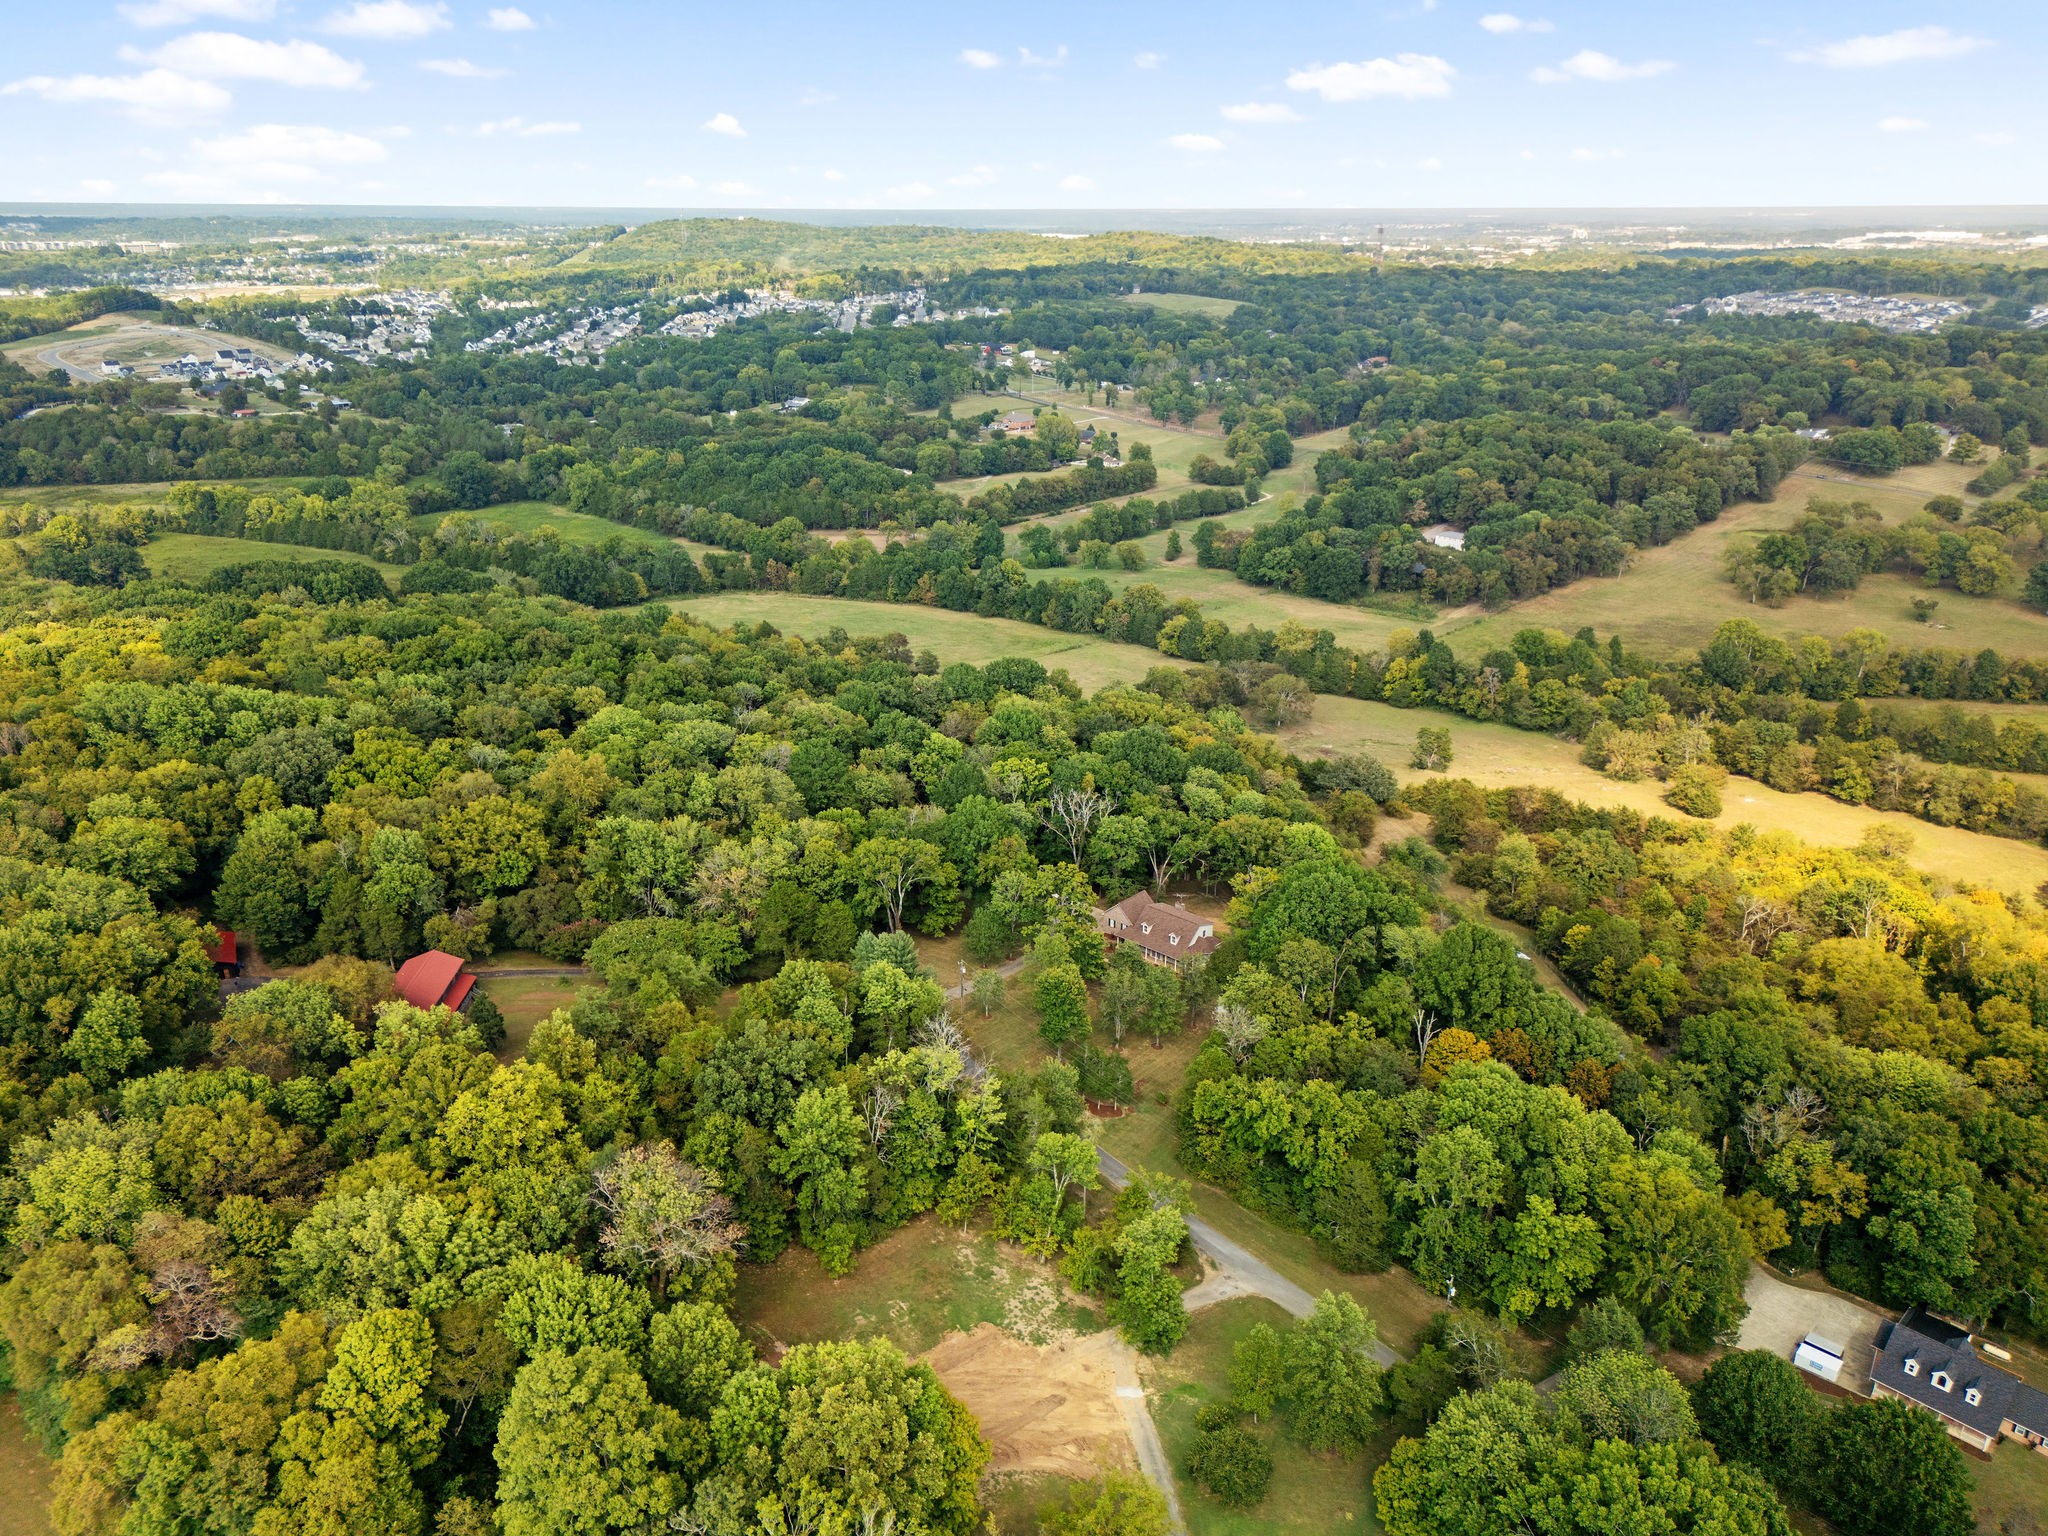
[1095,1148,1400,1367]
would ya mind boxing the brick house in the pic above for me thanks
[1096,894,1220,973]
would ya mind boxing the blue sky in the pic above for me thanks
[1,1,2040,210]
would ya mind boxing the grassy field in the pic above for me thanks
[0,314,296,377]
[666,592,1187,692]
[0,1399,51,1536]
[1281,694,2048,894]
[140,533,405,584]
[1439,460,2048,661]
[1119,292,1244,318]
[1142,1296,1382,1536]
[414,501,677,550]
[731,1217,1102,1357]
[0,476,314,511]
[660,589,2048,894]
[984,1475,1094,1536]
[1972,1437,2048,1534]
[1052,562,1422,656]
[477,970,589,1061]
[946,407,1220,502]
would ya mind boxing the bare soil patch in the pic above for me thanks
[922,1324,1136,1480]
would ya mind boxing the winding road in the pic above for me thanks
[1095,1148,1401,1367]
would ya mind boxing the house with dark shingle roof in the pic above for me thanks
[1868,1305,2048,1456]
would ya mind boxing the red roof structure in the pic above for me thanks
[207,928,239,971]
[393,949,476,1012]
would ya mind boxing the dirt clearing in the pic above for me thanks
[922,1324,1136,1479]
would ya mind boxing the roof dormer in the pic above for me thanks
[1964,1386,1982,1407]
[1902,1357,1920,1376]
[1931,1370,1953,1393]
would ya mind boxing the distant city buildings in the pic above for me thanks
[1696,288,1971,333]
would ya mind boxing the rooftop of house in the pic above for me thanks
[392,949,476,1012]
[1871,1305,2048,1438]
[1099,893,1221,956]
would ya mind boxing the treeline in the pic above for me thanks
[1409,782,2048,1336]
[1726,485,2047,604]
[1193,423,1809,610]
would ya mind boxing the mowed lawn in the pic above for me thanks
[140,533,405,584]
[1442,459,2048,661]
[666,592,1189,692]
[1972,1437,2048,1534]
[1118,292,1244,318]
[1142,1296,1383,1536]
[414,501,677,549]
[477,969,591,1062]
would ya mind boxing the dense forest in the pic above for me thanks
[4,226,2047,1536]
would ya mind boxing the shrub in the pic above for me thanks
[1186,1422,1271,1508]
[1664,764,1724,818]
[1074,1044,1135,1105]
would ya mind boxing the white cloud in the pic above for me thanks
[799,86,836,105]
[1791,26,1988,68]
[1167,132,1223,151]
[1878,115,1928,132]
[476,115,577,136]
[1518,147,1536,159]
[711,180,753,196]
[1531,49,1673,83]
[1976,130,2016,145]
[1060,173,1095,190]
[484,6,534,29]
[1019,45,1068,68]
[319,1,449,39]
[1133,51,1163,69]
[821,168,845,181]
[884,180,935,199]
[2,68,231,125]
[1478,13,1551,32]
[1570,146,1625,160]
[703,111,744,137]
[645,172,696,190]
[959,49,1001,69]
[80,178,119,194]
[421,58,506,77]
[120,0,275,24]
[156,121,388,190]
[1221,101,1301,123]
[1286,53,1456,101]
[948,164,998,186]
[1418,155,1442,170]
[127,32,366,88]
